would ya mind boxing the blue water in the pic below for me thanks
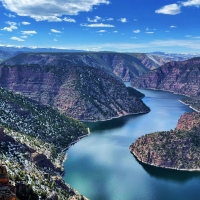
[63,89,200,200]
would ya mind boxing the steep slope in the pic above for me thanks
[0,87,88,199]
[0,50,15,63]
[0,64,150,121]
[2,52,149,81]
[131,53,170,70]
[131,57,200,96]
[130,112,200,170]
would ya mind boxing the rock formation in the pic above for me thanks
[0,64,150,121]
[130,112,200,170]
[131,57,200,96]
[0,165,16,200]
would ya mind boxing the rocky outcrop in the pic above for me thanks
[175,112,200,131]
[0,64,150,121]
[131,57,200,96]
[130,112,200,170]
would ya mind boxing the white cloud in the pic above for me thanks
[21,30,37,36]
[54,39,58,42]
[113,30,118,33]
[182,0,200,7]
[1,0,110,21]
[133,29,140,33]
[155,4,181,15]
[10,36,24,41]
[106,18,113,21]
[22,21,30,25]
[87,16,101,22]
[21,35,28,38]
[4,13,15,17]
[63,17,76,23]
[118,18,128,23]
[165,30,170,32]
[97,30,106,32]
[1,21,17,32]
[134,19,137,21]
[170,25,177,28]
[51,29,62,33]
[146,32,154,34]
[1,27,13,32]
[80,23,115,27]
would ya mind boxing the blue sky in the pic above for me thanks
[1,0,200,53]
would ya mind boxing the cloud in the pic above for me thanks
[106,18,113,21]
[63,17,76,23]
[87,16,101,22]
[1,21,17,32]
[1,0,110,21]
[118,18,128,23]
[133,29,140,33]
[10,36,24,41]
[170,25,177,28]
[182,0,200,7]
[22,21,30,25]
[80,23,115,27]
[97,30,106,32]
[54,39,58,42]
[21,30,37,35]
[146,32,154,34]
[21,36,28,38]
[113,30,118,33]
[155,4,181,15]
[4,13,15,17]
[51,29,62,33]
[1,27,13,32]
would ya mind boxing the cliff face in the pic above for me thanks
[130,112,200,170]
[131,58,200,96]
[0,65,149,121]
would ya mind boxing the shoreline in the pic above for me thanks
[60,127,90,174]
[130,149,200,172]
[179,100,200,113]
[135,86,200,113]
[130,87,200,172]
[80,110,150,123]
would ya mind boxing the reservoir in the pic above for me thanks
[63,89,200,200]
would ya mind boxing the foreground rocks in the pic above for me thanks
[130,112,200,170]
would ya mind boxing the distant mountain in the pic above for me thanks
[130,53,170,70]
[0,50,16,63]
[151,51,200,62]
[0,64,150,121]
[0,46,85,53]
[131,57,200,96]
[3,52,151,81]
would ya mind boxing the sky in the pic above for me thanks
[1,0,200,53]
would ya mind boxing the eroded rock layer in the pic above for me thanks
[0,64,150,121]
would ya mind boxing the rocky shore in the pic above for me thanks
[130,112,200,171]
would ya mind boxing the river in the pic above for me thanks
[63,88,200,200]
